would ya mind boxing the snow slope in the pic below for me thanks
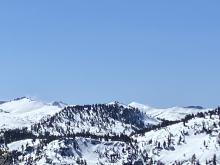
[129,102,211,121]
[0,97,63,129]
[7,137,132,165]
[133,113,220,164]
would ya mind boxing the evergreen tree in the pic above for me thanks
[213,154,217,165]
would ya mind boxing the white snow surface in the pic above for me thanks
[133,114,220,164]
[7,137,130,165]
[0,97,62,129]
[129,102,212,121]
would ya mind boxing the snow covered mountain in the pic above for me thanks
[32,102,159,136]
[129,102,211,121]
[0,98,219,165]
[0,97,63,129]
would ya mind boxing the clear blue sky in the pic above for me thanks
[0,1,220,107]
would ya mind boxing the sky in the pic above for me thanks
[0,1,220,108]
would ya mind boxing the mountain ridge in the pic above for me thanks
[0,97,219,165]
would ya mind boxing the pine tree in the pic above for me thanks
[163,141,166,148]
[213,154,217,165]
[191,154,196,164]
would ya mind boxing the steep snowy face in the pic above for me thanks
[129,102,211,121]
[0,97,63,129]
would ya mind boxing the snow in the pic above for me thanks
[1,98,220,164]
[129,102,212,121]
[133,114,220,164]
[7,137,130,165]
[8,139,37,152]
[0,97,63,129]
[129,102,151,111]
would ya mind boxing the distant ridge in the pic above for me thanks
[0,101,6,105]
[184,106,204,109]
[52,101,68,108]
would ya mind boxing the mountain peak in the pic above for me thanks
[52,101,68,108]
[107,101,129,108]
[13,96,33,102]
[129,102,151,110]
